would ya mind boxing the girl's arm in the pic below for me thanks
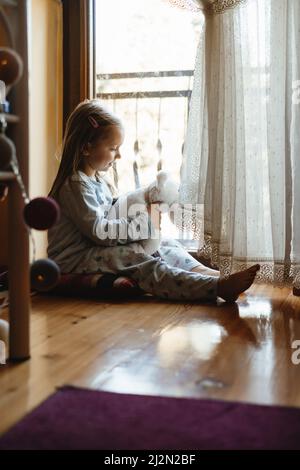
[60,181,154,247]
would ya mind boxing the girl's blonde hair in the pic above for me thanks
[48,99,123,200]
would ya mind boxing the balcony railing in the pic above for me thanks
[97,70,193,101]
[96,69,193,184]
[96,69,196,247]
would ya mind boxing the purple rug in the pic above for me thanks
[0,386,300,450]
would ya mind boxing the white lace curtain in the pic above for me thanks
[168,0,300,287]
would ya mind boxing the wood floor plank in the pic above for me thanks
[0,284,300,435]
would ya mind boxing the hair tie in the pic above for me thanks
[88,116,99,128]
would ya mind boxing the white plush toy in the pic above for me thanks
[108,170,179,255]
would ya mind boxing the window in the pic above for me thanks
[95,0,203,248]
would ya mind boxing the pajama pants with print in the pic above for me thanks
[81,238,219,303]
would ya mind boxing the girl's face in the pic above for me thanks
[85,126,124,173]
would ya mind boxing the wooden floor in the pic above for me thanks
[0,284,300,435]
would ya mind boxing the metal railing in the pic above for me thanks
[97,70,193,101]
[96,70,197,246]
[96,69,193,187]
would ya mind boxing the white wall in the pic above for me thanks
[29,0,63,259]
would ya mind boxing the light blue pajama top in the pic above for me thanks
[47,170,154,274]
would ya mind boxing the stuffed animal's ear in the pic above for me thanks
[156,170,168,186]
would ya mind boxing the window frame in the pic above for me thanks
[62,0,95,130]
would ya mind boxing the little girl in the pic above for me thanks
[47,100,260,303]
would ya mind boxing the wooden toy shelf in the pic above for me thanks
[0,171,30,360]
[0,0,30,360]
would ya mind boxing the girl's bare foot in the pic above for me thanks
[191,264,220,278]
[217,264,260,302]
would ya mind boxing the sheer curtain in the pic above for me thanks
[170,0,300,287]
